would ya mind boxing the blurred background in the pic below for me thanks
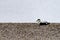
[0,0,60,23]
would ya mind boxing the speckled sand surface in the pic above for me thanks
[0,23,60,40]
